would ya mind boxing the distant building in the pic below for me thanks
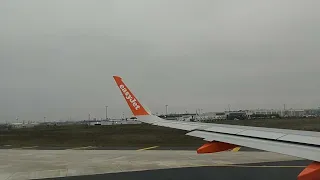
[195,112,226,121]
[9,122,39,128]
[177,115,195,121]
[88,120,141,126]
[158,107,319,122]
[284,109,305,117]
[225,111,247,120]
[159,113,197,121]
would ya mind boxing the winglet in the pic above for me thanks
[113,76,150,116]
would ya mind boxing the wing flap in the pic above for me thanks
[202,125,320,146]
[205,126,245,135]
[278,134,320,146]
[237,130,286,140]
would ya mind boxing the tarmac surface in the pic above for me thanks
[0,146,307,180]
[44,160,310,180]
[0,145,261,151]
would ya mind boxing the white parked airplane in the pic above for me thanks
[113,75,320,180]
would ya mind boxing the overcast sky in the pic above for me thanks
[0,0,319,122]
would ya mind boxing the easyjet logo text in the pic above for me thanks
[119,84,140,110]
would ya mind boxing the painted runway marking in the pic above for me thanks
[69,146,96,150]
[22,146,38,149]
[137,146,159,151]
[12,146,38,150]
[231,147,241,152]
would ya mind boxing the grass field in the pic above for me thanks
[0,123,204,148]
[1,118,319,147]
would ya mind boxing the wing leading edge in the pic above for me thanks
[113,75,320,180]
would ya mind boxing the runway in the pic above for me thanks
[0,148,307,180]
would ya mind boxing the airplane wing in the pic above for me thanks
[113,75,320,180]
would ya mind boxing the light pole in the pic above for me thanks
[44,116,46,123]
[165,105,168,115]
[105,106,108,120]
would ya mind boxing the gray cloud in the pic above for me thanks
[0,0,319,122]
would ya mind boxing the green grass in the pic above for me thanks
[0,123,204,147]
[1,118,319,147]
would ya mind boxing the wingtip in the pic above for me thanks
[113,75,121,80]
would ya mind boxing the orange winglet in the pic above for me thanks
[113,76,149,116]
[298,162,320,180]
[197,141,238,154]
